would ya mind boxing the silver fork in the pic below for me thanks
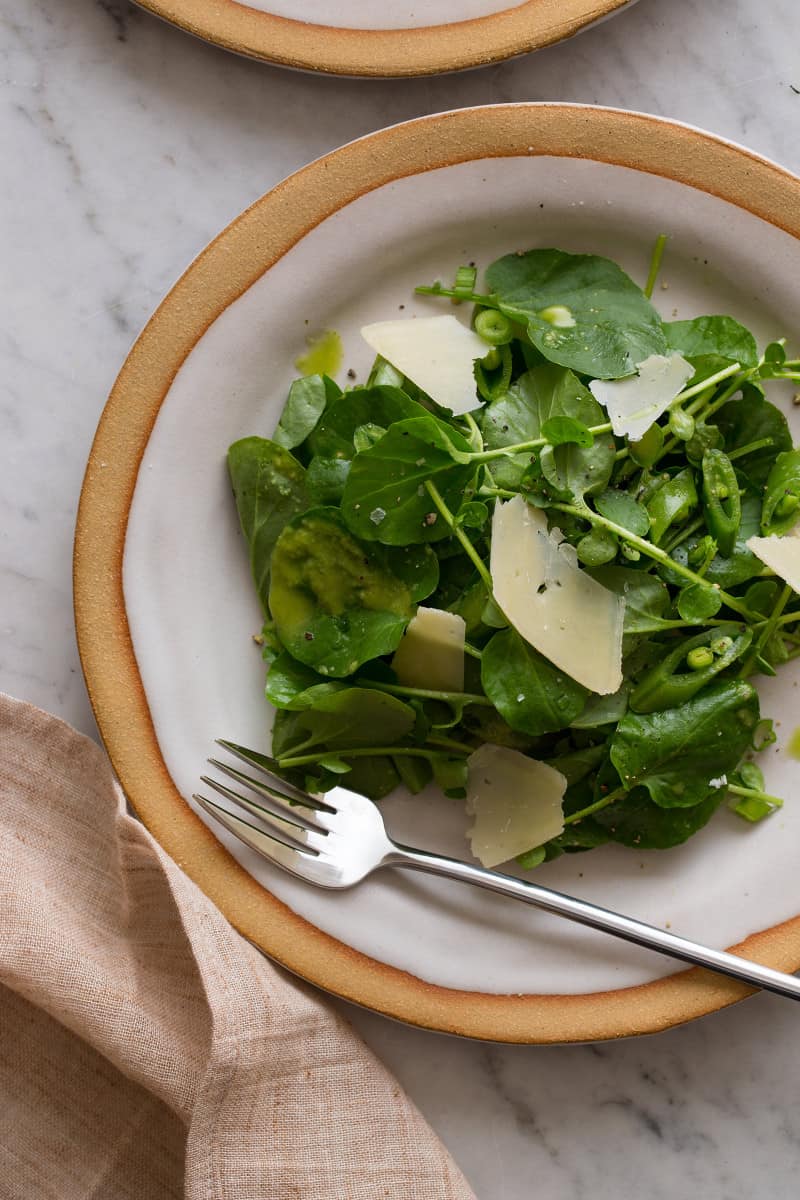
[195,740,800,1002]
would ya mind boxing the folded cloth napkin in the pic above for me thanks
[0,693,475,1200]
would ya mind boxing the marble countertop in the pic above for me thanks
[4,0,800,1194]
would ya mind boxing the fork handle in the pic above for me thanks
[387,844,800,1001]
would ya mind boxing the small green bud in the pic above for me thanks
[774,491,800,519]
[687,646,714,670]
[669,408,696,441]
[687,535,716,566]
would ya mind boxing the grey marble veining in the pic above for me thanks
[2,0,799,1195]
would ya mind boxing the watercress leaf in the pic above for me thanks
[485,248,666,378]
[711,394,792,486]
[480,595,509,629]
[269,508,413,676]
[479,388,539,488]
[308,385,428,459]
[228,437,310,612]
[265,652,337,709]
[481,628,588,736]
[684,421,723,466]
[517,845,548,868]
[541,415,594,447]
[546,742,608,786]
[610,680,759,808]
[676,583,723,621]
[353,422,387,453]
[457,500,490,530]
[341,416,476,545]
[744,579,780,617]
[588,566,671,634]
[393,754,433,794]
[373,543,440,602]
[273,375,332,450]
[367,356,405,389]
[306,455,351,504]
[460,705,545,753]
[760,449,800,535]
[485,364,615,498]
[271,687,416,756]
[592,786,725,848]
[664,316,758,369]
[594,489,651,536]
[340,754,401,800]
[548,821,611,853]
[316,756,352,774]
[646,468,698,545]
[570,682,630,729]
[576,528,618,566]
[446,577,491,635]
[763,341,787,365]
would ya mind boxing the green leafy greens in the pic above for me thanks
[227,241,800,868]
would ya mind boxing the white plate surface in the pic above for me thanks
[246,0,525,30]
[124,154,800,996]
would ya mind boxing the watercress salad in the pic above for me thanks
[227,241,800,870]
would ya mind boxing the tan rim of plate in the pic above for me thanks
[135,0,633,77]
[75,105,800,1043]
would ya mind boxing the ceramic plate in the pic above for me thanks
[75,105,800,1043]
[134,0,636,77]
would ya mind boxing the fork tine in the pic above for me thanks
[194,793,317,874]
[199,775,326,851]
[207,758,323,831]
[215,739,332,809]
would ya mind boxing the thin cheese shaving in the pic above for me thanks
[490,496,624,695]
[361,315,486,415]
[746,532,800,594]
[466,744,566,868]
[392,606,465,692]
[589,353,693,442]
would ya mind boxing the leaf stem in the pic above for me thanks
[462,411,484,451]
[660,514,706,555]
[469,422,614,464]
[549,501,760,620]
[727,783,783,805]
[740,582,793,676]
[415,283,498,307]
[277,745,467,768]
[644,234,668,299]
[427,734,476,754]
[565,786,627,825]
[369,680,493,707]
[424,479,494,590]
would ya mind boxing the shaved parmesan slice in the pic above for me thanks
[361,315,486,415]
[746,533,800,593]
[392,606,466,692]
[589,353,693,442]
[466,744,566,868]
[491,495,624,695]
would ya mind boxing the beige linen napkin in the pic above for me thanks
[0,693,475,1200]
